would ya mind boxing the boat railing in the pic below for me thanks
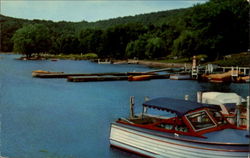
[118,117,135,124]
[142,113,170,120]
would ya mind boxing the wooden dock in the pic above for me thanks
[33,72,154,78]
[67,74,170,82]
[67,76,128,82]
[221,66,250,76]
[32,70,169,82]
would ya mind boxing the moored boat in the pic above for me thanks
[32,70,64,77]
[128,75,153,81]
[98,59,112,64]
[237,76,250,83]
[170,73,191,80]
[110,97,249,158]
[201,70,241,83]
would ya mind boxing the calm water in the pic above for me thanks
[0,54,249,158]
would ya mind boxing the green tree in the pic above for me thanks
[172,31,198,58]
[0,20,23,52]
[12,24,51,58]
[78,29,104,56]
[186,0,249,59]
[101,23,146,58]
[52,33,80,54]
[145,37,166,59]
[126,39,147,59]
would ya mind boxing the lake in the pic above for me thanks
[0,54,249,158]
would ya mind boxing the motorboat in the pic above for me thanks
[110,97,249,158]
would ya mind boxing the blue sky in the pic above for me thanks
[1,0,207,22]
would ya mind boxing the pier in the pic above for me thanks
[67,74,169,82]
[33,72,154,78]
[221,66,250,76]
[32,64,250,83]
[68,76,128,82]
[32,70,169,82]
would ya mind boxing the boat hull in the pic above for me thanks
[170,74,191,80]
[110,123,249,158]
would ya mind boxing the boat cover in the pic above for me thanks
[143,97,220,116]
[201,92,246,105]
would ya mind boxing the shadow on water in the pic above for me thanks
[199,81,250,98]
[199,82,232,92]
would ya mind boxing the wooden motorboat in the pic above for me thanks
[202,70,241,83]
[110,97,249,158]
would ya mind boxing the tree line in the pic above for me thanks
[1,0,249,60]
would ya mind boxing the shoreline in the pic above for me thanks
[113,59,192,68]
[136,60,192,68]
[0,52,191,69]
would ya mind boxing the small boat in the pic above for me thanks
[202,70,241,83]
[110,97,249,158]
[32,70,64,77]
[98,59,112,64]
[236,76,250,83]
[170,73,191,80]
[128,75,153,81]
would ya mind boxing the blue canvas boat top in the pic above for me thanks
[143,97,221,116]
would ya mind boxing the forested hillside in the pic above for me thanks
[1,0,249,60]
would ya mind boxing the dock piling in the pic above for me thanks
[130,96,135,119]
[247,96,249,131]
[236,96,242,127]
[197,92,202,103]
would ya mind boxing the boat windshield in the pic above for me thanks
[186,110,216,131]
[208,109,228,125]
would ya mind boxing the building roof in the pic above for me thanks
[143,97,220,116]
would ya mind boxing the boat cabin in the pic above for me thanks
[201,92,247,128]
[117,97,237,138]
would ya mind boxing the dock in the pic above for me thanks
[32,70,170,82]
[67,76,128,82]
[67,74,170,82]
[33,72,154,78]
[221,66,250,76]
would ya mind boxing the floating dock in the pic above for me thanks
[67,74,169,82]
[67,76,128,82]
[33,72,153,78]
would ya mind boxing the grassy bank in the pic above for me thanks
[212,52,250,67]
[41,53,98,60]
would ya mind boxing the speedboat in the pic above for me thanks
[109,97,249,158]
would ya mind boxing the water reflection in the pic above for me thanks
[199,82,232,92]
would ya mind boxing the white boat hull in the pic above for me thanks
[170,74,191,80]
[110,123,249,158]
